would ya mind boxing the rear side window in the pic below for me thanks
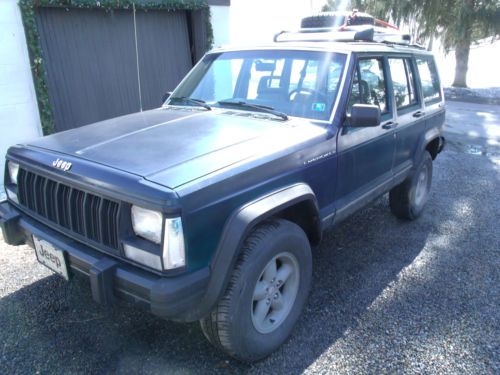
[416,57,442,104]
[388,58,419,110]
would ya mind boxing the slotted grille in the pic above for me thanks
[17,168,120,250]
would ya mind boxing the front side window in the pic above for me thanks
[169,50,347,121]
[347,57,389,115]
[388,58,419,109]
[416,57,441,104]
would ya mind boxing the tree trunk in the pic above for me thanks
[452,0,473,88]
[427,36,433,51]
[452,39,471,88]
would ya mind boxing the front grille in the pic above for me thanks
[17,168,120,250]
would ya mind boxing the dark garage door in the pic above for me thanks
[35,7,202,132]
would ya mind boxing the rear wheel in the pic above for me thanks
[200,219,312,362]
[389,151,433,220]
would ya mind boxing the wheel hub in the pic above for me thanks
[251,252,300,334]
[414,164,429,206]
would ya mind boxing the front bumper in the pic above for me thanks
[0,200,209,322]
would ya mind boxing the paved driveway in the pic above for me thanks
[0,102,499,374]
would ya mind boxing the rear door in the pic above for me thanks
[387,55,426,177]
[335,55,396,217]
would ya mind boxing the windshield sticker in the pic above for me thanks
[312,102,326,112]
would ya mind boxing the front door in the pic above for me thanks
[335,55,396,219]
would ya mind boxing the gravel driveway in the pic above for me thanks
[1,106,499,374]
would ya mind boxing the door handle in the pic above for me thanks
[413,110,425,118]
[382,121,397,130]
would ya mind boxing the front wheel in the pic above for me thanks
[200,219,312,362]
[389,151,433,220]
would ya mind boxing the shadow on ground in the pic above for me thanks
[0,143,498,374]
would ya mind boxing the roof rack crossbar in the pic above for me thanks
[274,26,413,47]
[381,41,426,50]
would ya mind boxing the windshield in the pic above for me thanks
[168,50,347,121]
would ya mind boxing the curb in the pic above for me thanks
[444,87,500,105]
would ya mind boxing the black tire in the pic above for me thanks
[389,151,433,220]
[200,219,312,362]
[301,12,374,29]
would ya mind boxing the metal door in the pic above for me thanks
[35,7,195,132]
[335,55,396,215]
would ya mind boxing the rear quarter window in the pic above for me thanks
[416,57,442,104]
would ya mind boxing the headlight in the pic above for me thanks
[163,217,185,270]
[8,161,19,184]
[131,205,163,244]
[129,206,185,270]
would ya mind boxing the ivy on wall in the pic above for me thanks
[18,0,213,135]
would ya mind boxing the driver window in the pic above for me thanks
[347,58,388,115]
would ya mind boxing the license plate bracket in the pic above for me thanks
[33,236,69,280]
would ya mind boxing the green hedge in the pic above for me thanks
[18,0,213,135]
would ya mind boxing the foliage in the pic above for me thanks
[360,0,500,86]
[321,0,365,12]
[18,0,213,135]
[360,0,499,47]
[321,0,337,12]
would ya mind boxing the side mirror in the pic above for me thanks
[349,104,381,127]
[162,92,172,103]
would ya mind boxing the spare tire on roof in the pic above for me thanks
[301,11,375,29]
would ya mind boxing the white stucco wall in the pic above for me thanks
[210,5,231,48]
[210,0,325,49]
[0,0,43,198]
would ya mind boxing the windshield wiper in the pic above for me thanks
[217,100,289,121]
[169,96,211,110]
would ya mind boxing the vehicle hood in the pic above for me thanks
[28,108,328,188]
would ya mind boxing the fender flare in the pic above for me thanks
[184,183,319,321]
[415,127,442,165]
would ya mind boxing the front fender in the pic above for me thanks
[183,183,318,321]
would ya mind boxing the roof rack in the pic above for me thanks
[273,25,416,47]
